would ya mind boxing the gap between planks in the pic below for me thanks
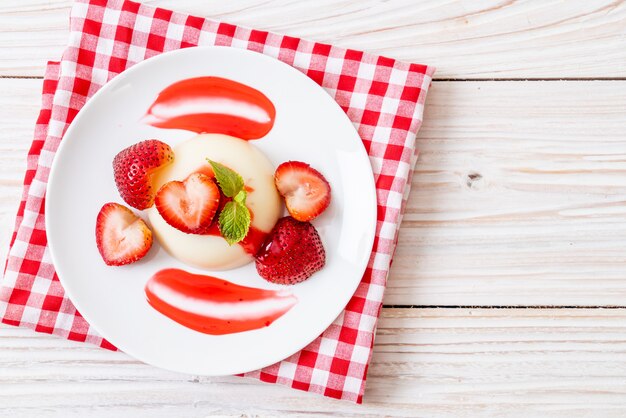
[383,305,626,309]
[3,75,626,81]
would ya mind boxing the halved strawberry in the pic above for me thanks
[155,173,220,234]
[255,216,326,285]
[96,202,153,266]
[274,161,331,222]
[113,139,174,210]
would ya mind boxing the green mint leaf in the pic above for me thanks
[234,189,247,205]
[207,159,244,198]
[218,201,251,245]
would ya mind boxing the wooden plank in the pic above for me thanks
[2,308,626,416]
[2,79,626,306]
[387,80,626,306]
[1,0,625,79]
[0,79,42,265]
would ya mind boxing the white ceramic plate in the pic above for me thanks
[46,46,376,376]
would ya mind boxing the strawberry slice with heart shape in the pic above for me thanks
[255,216,326,285]
[96,202,153,266]
[113,139,174,210]
[274,161,331,222]
[155,173,221,234]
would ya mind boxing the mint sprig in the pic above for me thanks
[208,159,244,198]
[207,159,250,245]
[233,189,247,205]
[218,201,251,245]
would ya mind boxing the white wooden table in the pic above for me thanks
[2,1,626,416]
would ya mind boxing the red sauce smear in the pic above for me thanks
[145,268,297,335]
[204,221,268,256]
[143,76,276,140]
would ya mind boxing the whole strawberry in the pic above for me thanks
[113,139,174,210]
[255,216,325,285]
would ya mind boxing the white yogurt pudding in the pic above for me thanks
[148,134,281,270]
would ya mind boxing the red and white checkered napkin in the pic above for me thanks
[0,0,433,403]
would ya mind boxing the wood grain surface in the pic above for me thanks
[0,79,41,268]
[1,0,625,78]
[2,0,626,416]
[392,80,626,306]
[3,308,626,417]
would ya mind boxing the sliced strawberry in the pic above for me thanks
[155,173,220,234]
[113,139,174,210]
[274,161,331,222]
[255,216,325,285]
[96,202,153,266]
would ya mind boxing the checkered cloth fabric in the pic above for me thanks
[0,0,433,403]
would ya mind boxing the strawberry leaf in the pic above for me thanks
[218,201,251,245]
[207,159,244,198]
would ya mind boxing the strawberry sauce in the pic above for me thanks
[142,77,276,140]
[145,268,297,335]
[204,221,268,256]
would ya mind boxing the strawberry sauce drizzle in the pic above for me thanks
[142,77,276,140]
[145,268,297,335]
[204,221,268,256]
